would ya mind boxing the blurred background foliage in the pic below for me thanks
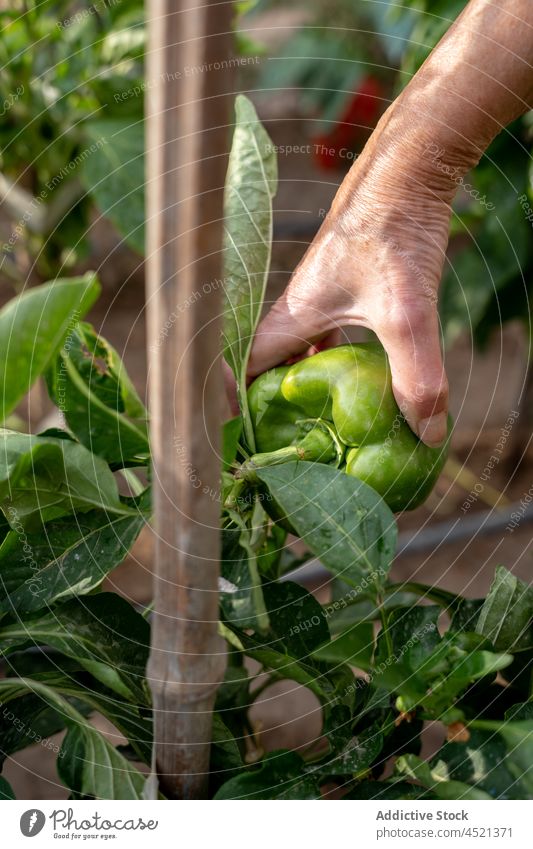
[0,0,144,279]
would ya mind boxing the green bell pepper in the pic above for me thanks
[244,343,450,512]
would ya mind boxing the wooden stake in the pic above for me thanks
[145,0,232,799]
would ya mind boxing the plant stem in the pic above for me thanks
[238,427,337,480]
[378,594,394,660]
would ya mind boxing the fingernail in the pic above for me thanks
[418,412,447,447]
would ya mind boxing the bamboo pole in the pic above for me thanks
[145,1,232,799]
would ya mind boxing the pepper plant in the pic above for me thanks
[0,97,531,801]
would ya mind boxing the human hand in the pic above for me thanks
[247,0,533,447]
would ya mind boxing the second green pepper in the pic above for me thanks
[245,343,450,512]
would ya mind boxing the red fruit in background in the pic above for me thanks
[312,75,383,170]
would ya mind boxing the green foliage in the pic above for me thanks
[215,105,533,801]
[81,120,145,254]
[46,320,149,465]
[222,95,278,449]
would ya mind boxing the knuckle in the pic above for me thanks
[412,374,449,417]
[387,302,432,343]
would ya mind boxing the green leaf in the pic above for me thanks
[222,624,328,703]
[223,95,278,449]
[431,727,526,800]
[449,598,484,633]
[476,566,533,651]
[0,594,150,703]
[210,713,243,782]
[4,649,152,765]
[376,606,441,669]
[263,580,330,658]
[220,525,261,629]
[0,274,99,420]
[345,779,433,800]
[473,720,533,797]
[215,663,250,712]
[257,462,396,587]
[214,750,320,799]
[82,120,144,255]
[46,322,148,465]
[312,622,374,668]
[325,588,417,634]
[505,701,533,722]
[59,722,149,799]
[0,429,134,530]
[319,724,384,778]
[0,686,77,766]
[0,678,148,800]
[396,754,492,800]
[388,581,464,612]
[0,776,14,799]
[0,509,145,614]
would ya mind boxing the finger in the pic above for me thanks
[309,328,343,355]
[375,298,449,447]
[247,292,332,378]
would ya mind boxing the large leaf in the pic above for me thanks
[0,678,148,800]
[223,95,278,449]
[222,416,242,472]
[0,274,99,420]
[317,723,384,779]
[262,580,330,659]
[396,754,492,800]
[0,594,150,703]
[215,750,320,799]
[0,429,134,530]
[221,623,328,703]
[46,322,149,465]
[82,120,145,255]
[5,649,152,765]
[0,509,145,615]
[476,566,533,651]
[375,606,441,669]
[257,462,396,587]
[0,690,71,766]
[210,713,243,785]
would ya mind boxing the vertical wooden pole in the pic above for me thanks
[145,1,232,799]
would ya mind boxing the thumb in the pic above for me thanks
[247,290,333,378]
[376,300,449,447]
